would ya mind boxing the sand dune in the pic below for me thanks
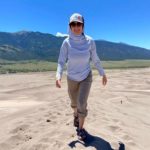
[0,68,150,150]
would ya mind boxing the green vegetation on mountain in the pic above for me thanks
[0,31,150,61]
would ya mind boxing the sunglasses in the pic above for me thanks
[70,22,83,27]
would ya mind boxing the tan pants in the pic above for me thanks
[67,71,93,118]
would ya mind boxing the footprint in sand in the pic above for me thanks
[107,125,122,132]
[44,112,52,117]
[127,140,137,147]
[111,119,125,127]
[4,133,32,149]
[51,140,64,148]
[10,124,30,134]
[122,134,132,141]
[39,137,50,143]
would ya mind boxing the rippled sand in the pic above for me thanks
[0,68,150,150]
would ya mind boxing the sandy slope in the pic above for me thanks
[0,68,150,150]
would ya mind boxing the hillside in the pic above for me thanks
[0,31,150,61]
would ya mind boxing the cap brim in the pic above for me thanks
[69,20,83,24]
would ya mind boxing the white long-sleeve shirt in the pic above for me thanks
[56,31,105,82]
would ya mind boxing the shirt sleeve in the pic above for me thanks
[56,40,68,80]
[90,40,105,76]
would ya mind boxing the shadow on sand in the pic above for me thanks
[68,132,125,150]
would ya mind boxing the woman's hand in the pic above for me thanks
[56,79,61,88]
[102,75,107,86]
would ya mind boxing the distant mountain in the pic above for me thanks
[95,40,150,60]
[0,31,150,61]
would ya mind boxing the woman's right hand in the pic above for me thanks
[56,79,61,88]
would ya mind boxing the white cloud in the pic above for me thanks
[56,32,68,37]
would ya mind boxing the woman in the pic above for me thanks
[56,13,107,140]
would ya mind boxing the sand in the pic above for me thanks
[0,68,150,150]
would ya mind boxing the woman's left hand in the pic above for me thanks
[102,75,107,86]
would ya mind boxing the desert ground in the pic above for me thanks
[0,68,150,150]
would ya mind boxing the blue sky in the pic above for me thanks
[0,0,150,49]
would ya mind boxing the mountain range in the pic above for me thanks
[0,31,150,61]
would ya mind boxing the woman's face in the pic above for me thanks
[70,22,83,35]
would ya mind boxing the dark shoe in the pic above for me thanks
[76,128,87,141]
[74,116,79,127]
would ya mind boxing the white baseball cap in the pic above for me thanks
[69,13,84,24]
